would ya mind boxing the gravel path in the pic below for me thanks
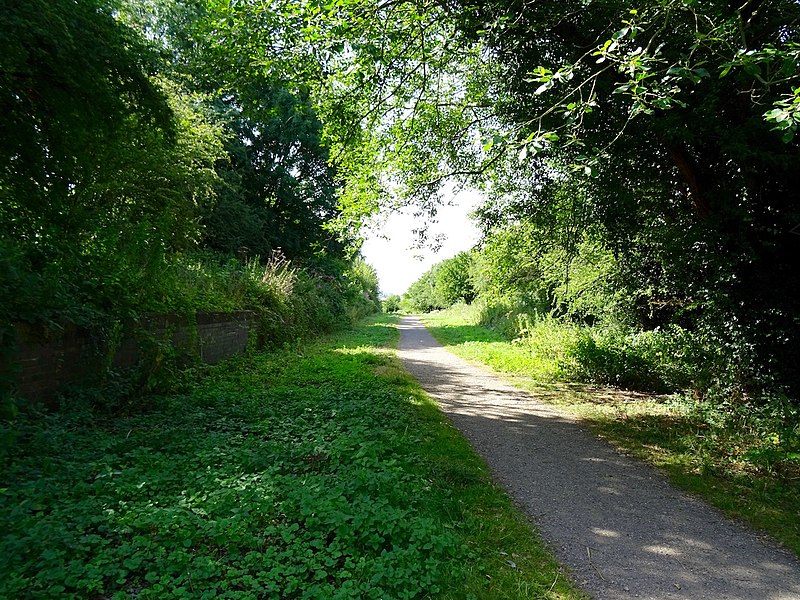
[397,316,800,600]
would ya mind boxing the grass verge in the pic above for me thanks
[0,314,583,599]
[420,308,800,558]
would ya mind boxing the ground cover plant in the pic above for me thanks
[420,307,800,557]
[0,315,583,599]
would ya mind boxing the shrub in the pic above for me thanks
[471,296,705,393]
[434,251,476,305]
[477,296,549,340]
[382,295,402,313]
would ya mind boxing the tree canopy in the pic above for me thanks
[2,0,798,400]
[268,0,798,400]
[0,0,375,336]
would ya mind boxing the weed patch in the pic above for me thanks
[1,315,581,599]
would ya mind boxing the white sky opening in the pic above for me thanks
[360,185,483,298]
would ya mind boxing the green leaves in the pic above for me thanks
[0,319,464,598]
[764,88,800,142]
[0,0,226,328]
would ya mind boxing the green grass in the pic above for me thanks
[0,314,583,599]
[415,317,570,381]
[420,307,800,558]
[419,306,583,384]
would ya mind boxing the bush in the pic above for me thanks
[470,296,705,393]
[382,295,402,313]
[1,249,381,413]
[343,257,382,322]
[563,325,706,393]
[477,296,550,340]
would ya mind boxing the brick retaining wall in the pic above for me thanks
[9,311,256,403]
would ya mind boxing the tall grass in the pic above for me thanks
[1,249,380,417]
[425,300,704,394]
[139,250,379,348]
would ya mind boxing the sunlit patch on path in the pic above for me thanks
[398,315,800,600]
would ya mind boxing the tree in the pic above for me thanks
[0,0,224,323]
[204,82,344,260]
[450,0,800,395]
[244,0,800,398]
[0,0,173,249]
[435,252,477,306]
[119,0,350,262]
[404,266,445,313]
[382,294,402,313]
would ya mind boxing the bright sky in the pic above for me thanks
[360,187,483,297]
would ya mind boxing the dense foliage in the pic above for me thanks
[7,0,796,407]
[421,307,800,557]
[3,0,798,591]
[403,252,478,313]
[0,0,380,405]
[284,0,799,405]
[454,0,800,402]
[1,0,217,327]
